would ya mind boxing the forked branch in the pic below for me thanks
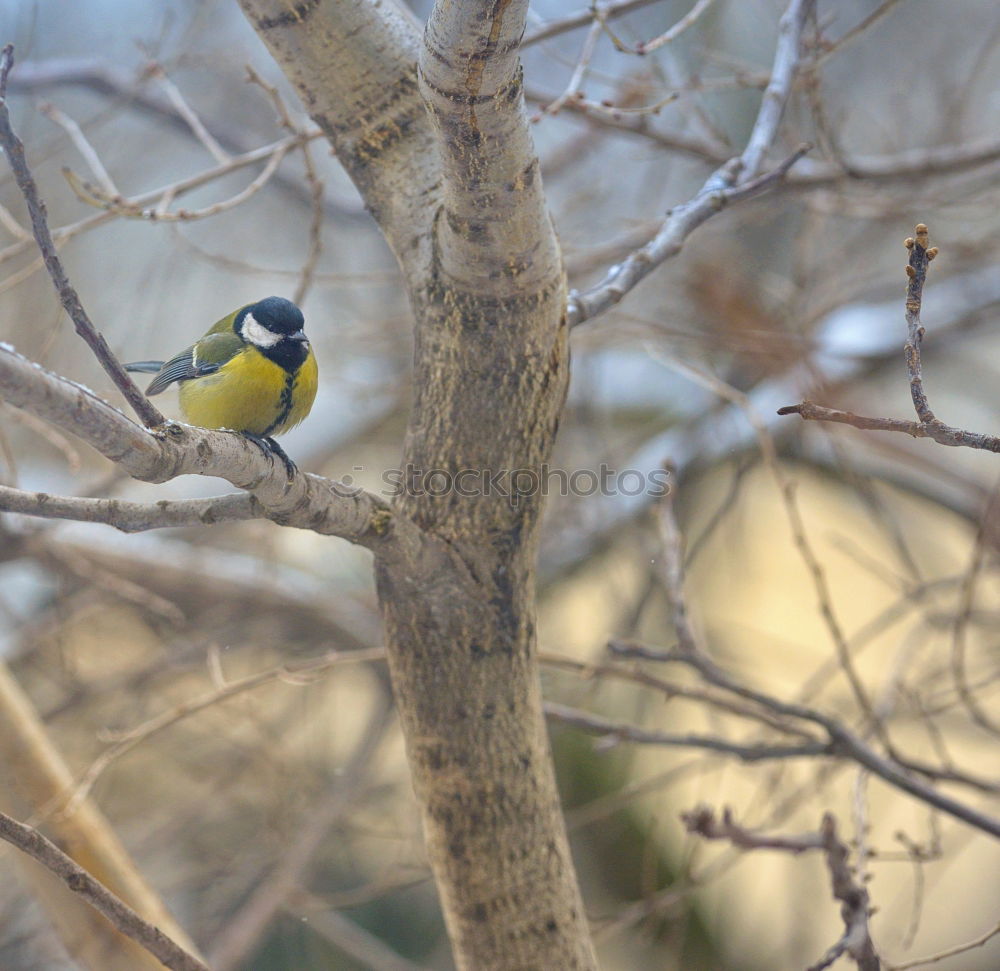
[779,224,1000,453]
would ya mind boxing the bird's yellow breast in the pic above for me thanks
[178,347,318,437]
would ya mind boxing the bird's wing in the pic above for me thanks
[144,332,242,396]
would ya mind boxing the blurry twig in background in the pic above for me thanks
[245,65,325,304]
[885,919,1000,971]
[608,484,1000,835]
[59,646,386,818]
[0,809,209,971]
[207,688,394,970]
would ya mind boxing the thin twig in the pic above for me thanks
[0,45,164,427]
[521,0,662,48]
[568,0,816,326]
[776,401,1000,452]
[245,66,325,304]
[740,0,814,180]
[0,199,31,240]
[653,354,884,740]
[903,223,937,423]
[779,224,1000,455]
[0,131,321,271]
[608,640,1000,839]
[544,701,828,760]
[39,100,119,196]
[58,646,386,818]
[683,808,878,971]
[885,920,1000,970]
[605,0,719,56]
[568,144,809,326]
[0,810,209,971]
[149,62,231,165]
[65,141,293,222]
[535,17,602,118]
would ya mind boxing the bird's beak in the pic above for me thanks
[289,330,308,343]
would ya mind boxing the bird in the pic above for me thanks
[125,296,317,478]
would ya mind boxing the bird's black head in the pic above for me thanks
[235,297,309,372]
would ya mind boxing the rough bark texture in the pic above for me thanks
[240,1,596,967]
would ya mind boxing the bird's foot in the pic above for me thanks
[244,433,297,480]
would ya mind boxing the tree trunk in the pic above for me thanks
[240,0,597,966]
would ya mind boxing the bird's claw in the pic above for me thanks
[244,433,297,480]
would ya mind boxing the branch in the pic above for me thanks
[886,920,1000,971]
[568,0,816,326]
[521,0,663,48]
[0,484,259,532]
[779,224,1000,453]
[63,646,386,821]
[0,45,163,428]
[419,0,561,295]
[0,810,209,971]
[237,0,434,274]
[544,701,827,760]
[683,807,879,971]
[739,0,813,180]
[0,344,397,547]
[775,401,1000,452]
[903,223,937,423]
[610,640,1000,839]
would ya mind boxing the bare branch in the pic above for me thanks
[62,647,387,817]
[0,45,164,427]
[149,62,231,164]
[0,484,259,533]
[903,223,938,423]
[568,0,816,327]
[568,145,809,326]
[780,224,1000,454]
[739,0,814,180]
[0,809,209,971]
[683,808,879,971]
[886,920,1000,971]
[682,805,823,853]
[39,101,119,196]
[600,0,719,57]
[545,701,828,760]
[610,640,1000,839]
[521,0,662,48]
[776,401,1000,452]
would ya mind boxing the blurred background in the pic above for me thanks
[1,0,1000,968]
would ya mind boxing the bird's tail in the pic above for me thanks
[123,361,164,374]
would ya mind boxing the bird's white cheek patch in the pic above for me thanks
[242,312,280,348]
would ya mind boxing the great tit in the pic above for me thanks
[125,296,318,477]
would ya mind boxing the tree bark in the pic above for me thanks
[240,0,596,966]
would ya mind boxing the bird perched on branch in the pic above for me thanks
[125,296,317,478]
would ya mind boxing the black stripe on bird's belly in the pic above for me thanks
[263,373,296,437]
